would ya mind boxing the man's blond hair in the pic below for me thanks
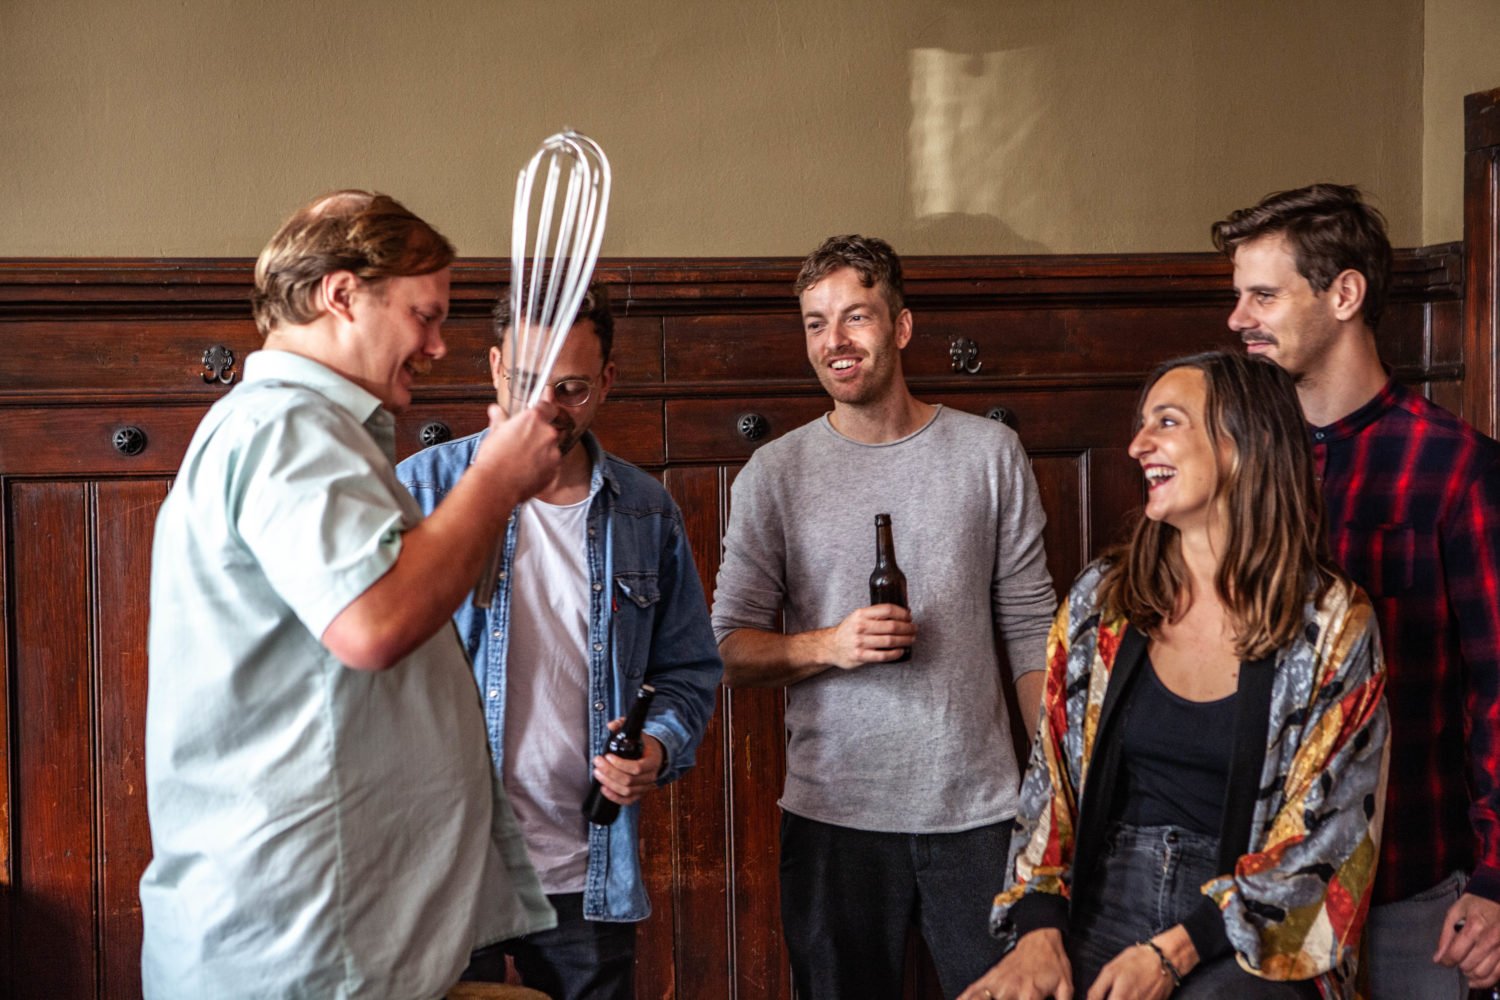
[251,190,455,337]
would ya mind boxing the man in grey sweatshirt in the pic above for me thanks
[711,234,1057,1000]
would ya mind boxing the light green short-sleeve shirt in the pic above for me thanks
[141,351,553,1000]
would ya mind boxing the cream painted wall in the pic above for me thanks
[1423,0,1500,245]
[1,0,1424,257]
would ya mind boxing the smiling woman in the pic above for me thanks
[1128,367,1226,536]
[965,351,1389,1000]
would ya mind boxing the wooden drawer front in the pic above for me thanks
[420,314,664,390]
[0,405,208,475]
[663,307,1242,383]
[0,313,661,399]
[666,397,829,463]
[398,398,664,467]
[901,307,1235,379]
[665,387,1140,463]
[0,320,261,395]
[664,312,802,383]
[0,399,663,479]
[925,387,1140,452]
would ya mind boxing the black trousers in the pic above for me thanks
[779,811,1011,1000]
[461,893,636,1000]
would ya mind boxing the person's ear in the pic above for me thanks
[489,346,505,394]
[596,360,617,404]
[894,308,913,349]
[1328,268,1367,324]
[321,271,361,323]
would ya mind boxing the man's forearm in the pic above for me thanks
[322,466,523,670]
[719,627,835,688]
[1014,670,1044,742]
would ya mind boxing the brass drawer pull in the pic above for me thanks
[986,406,1014,427]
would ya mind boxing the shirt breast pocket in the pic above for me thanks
[613,572,661,679]
[1340,521,1416,598]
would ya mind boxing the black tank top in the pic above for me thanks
[1117,655,1239,835]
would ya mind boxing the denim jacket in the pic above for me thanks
[397,431,723,921]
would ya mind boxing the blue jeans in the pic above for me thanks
[779,811,1011,1000]
[1365,870,1468,1000]
[1069,823,1318,999]
[461,892,636,1000]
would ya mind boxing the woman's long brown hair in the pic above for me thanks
[1096,351,1344,659]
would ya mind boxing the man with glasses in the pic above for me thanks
[398,282,722,1000]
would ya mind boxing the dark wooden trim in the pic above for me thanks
[0,362,1466,414]
[0,246,1462,321]
[1467,88,1500,154]
[1465,87,1500,438]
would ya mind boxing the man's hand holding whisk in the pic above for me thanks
[471,400,563,510]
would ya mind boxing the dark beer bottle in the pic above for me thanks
[583,683,657,826]
[869,513,911,662]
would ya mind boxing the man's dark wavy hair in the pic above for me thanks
[1211,183,1393,330]
[794,234,905,319]
[492,281,615,363]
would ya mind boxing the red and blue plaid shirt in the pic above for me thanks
[1314,378,1500,904]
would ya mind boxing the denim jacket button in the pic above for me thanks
[593,582,603,592]
[492,629,502,638]
[593,643,604,652]
[594,701,605,712]
[487,689,500,700]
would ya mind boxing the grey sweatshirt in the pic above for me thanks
[712,406,1057,833]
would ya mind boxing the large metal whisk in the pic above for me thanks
[474,128,611,608]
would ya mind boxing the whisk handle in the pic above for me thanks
[472,532,506,608]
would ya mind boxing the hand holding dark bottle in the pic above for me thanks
[584,684,657,826]
[869,513,912,662]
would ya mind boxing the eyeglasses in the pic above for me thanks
[500,368,598,407]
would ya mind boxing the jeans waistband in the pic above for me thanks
[1104,821,1220,859]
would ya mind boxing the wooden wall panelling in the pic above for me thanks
[721,679,792,1000]
[634,781,677,999]
[1465,86,1500,438]
[1424,292,1467,418]
[710,465,793,1000]
[1029,455,1089,601]
[0,235,1475,1000]
[0,477,10,994]
[10,482,96,999]
[658,466,733,999]
[94,481,167,1000]
[1086,448,1152,569]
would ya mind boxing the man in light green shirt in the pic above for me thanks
[141,191,562,999]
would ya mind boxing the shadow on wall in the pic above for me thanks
[908,46,1052,255]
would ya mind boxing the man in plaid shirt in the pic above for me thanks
[1213,183,1500,998]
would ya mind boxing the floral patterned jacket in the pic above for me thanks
[992,562,1389,998]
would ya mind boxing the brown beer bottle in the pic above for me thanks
[583,683,657,826]
[869,513,911,662]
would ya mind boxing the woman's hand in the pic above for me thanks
[958,928,1073,1000]
[1087,927,1195,1000]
